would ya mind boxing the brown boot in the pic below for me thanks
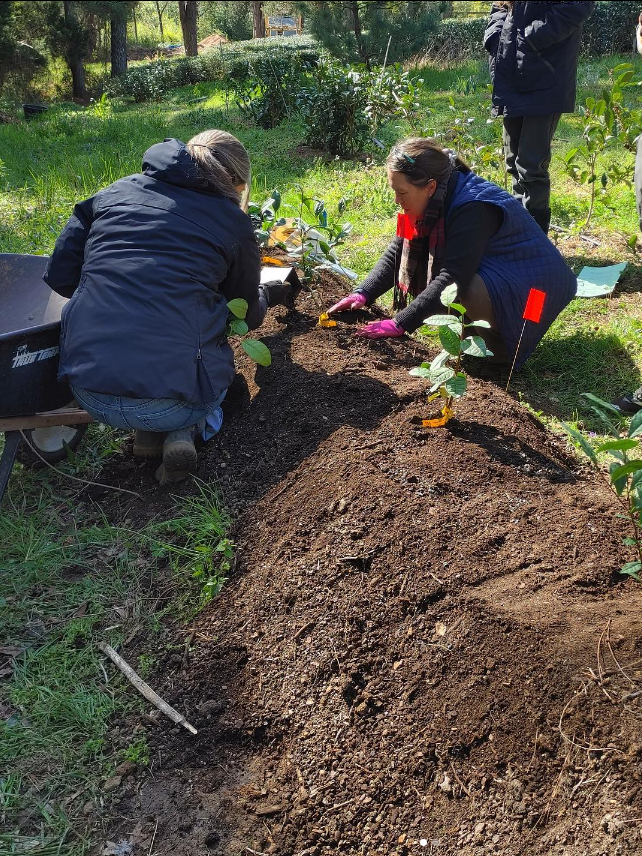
[154,428,198,485]
[133,430,165,458]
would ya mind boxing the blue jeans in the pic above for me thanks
[72,386,226,434]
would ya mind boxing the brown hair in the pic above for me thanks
[186,129,251,208]
[386,138,469,187]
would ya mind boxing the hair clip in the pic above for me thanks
[402,152,416,164]
[391,146,415,164]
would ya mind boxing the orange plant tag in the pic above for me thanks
[262,256,285,266]
[318,312,337,328]
[422,405,455,428]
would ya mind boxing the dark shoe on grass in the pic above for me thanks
[133,430,166,458]
[612,387,642,415]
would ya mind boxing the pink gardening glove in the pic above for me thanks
[355,319,405,339]
[327,292,368,314]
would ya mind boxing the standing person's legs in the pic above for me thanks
[503,113,561,233]
[502,115,524,201]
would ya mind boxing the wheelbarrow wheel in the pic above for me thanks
[17,423,88,467]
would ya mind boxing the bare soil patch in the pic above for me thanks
[102,275,642,856]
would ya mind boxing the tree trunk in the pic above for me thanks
[110,15,128,77]
[252,1,265,38]
[63,1,87,100]
[178,1,198,56]
[155,0,165,42]
[348,1,369,69]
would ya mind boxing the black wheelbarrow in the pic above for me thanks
[0,254,93,504]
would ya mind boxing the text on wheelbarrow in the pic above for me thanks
[11,344,59,369]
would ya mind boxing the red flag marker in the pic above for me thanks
[506,289,547,392]
[523,288,546,323]
[396,212,417,241]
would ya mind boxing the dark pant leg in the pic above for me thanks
[502,115,524,201]
[635,133,642,231]
[503,113,561,233]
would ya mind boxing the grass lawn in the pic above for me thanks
[0,54,641,854]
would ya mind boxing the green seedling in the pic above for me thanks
[226,299,271,367]
[409,284,493,423]
[563,395,642,580]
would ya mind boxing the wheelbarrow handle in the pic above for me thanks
[0,431,21,506]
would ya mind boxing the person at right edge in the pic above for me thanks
[612,11,642,415]
[484,0,595,235]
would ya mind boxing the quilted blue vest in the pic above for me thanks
[449,171,577,367]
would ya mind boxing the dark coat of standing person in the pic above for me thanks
[484,0,595,234]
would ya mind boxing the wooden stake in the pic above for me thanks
[98,642,197,735]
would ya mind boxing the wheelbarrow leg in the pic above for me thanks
[0,431,21,505]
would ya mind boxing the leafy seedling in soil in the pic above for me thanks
[409,284,493,426]
[562,395,642,580]
[249,188,354,284]
[226,299,271,367]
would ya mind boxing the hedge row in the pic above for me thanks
[421,2,640,63]
[105,36,321,102]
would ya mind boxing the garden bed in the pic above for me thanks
[102,274,642,856]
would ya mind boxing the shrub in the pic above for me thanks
[105,36,321,102]
[298,61,419,157]
[232,48,310,129]
[581,2,640,57]
[419,17,486,63]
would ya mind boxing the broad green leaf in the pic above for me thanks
[581,393,621,417]
[242,338,271,366]
[230,319,249,336]
[409,366,431,379]
[448,302,467,315]
[429,366,455,387]
[270,189,281,211]
[439,325,462,356]
[469,319,491,329]
[228,298,248,319]
[424,314,462,330]
[461,336,491,358]
[620,561,642,580]
[439,283,458,307]
[610,461,642,482]
[445,373,467,398]
[609,461,628,495]
[628,409,642,439]
[430,350,451,372]
[595,439,638,453]
[623,538,639,546]
[561,422,598,464]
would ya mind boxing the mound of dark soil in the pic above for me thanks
[104,275,642,856]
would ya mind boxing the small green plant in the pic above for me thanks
[226,299,272,367]
[563,395,642,580]
[249,188,355,283]
[409,284,493,419]
[122,736,151,767]
[563,63,642,229]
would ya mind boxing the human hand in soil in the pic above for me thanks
[355,319,405,339]
[327,292,368,314]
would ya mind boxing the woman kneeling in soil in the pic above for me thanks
[327,138,576,368]
[44,131,291,484]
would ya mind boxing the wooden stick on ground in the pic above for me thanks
[98,642,197,735]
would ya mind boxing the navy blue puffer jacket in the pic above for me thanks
[44,138,263,405]
[484,1,595,117]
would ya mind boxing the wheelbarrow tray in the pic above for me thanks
[0,253,73,417]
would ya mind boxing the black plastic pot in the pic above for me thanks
[23,103,48,121]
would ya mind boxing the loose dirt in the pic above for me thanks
[102,274,642,856]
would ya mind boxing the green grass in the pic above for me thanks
[1,53,642,853]
[0,444,232,854]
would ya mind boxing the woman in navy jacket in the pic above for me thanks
[325,138,576,369]
[484,1,595,233]
[44,131,290,484]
